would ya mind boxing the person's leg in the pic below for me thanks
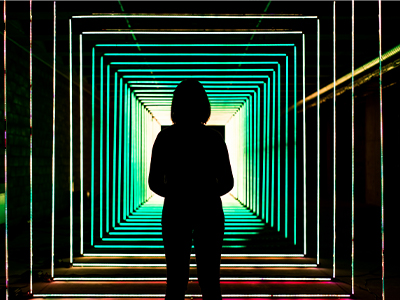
[162,206,193,300]
[193,205,225,300]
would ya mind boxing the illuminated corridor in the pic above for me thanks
[2,1,400,299]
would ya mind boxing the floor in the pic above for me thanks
[1,194,398,299]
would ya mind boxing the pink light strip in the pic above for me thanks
[32,294,351,298]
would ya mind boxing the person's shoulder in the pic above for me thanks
[155,125,176,141]
[203,126,224,141]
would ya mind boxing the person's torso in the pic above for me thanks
[160,124,222,199]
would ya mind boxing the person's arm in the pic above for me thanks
[148,133,168,197]
[215,136,234,196]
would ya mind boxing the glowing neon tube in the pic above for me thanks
[4,0,8,298]
[118,77,122,224]
[100,55,104,238]
[29,0,33,293]
[69,18,73,265]
[123,83,127,220]
[112,61,280,65]
[125,86,131,218]
[110,53,288,58]
[79,34,83,255]
[302,33,307,255]
[73,14,317,19]
[51,0,56,279]
[112,72,117,228]
[33,294,351,298]
[351,1,355,294]
[106,64,110,233]
[285,55,288,238]
[379,1,385,299]
[317,18,320,266]
[91,47,95,245]
[333,1,336,278]
[271,71,276,228]
[130,92,134,215]
[81,253,304,257]
[85,31,303,35]
[52,277,331,281]
[72,263,317,268]
[97,43,295,47]
[294,46,297,245]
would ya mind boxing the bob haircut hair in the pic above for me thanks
[171,79,211,125]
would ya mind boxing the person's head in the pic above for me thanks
[171,79,211,125]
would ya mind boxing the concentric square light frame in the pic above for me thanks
[16,9,361,299]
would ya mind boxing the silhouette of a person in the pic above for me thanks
[148,79,234,300]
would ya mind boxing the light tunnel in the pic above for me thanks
[79,39,307,256]
[59,13,326,294]
[4,1,396,299]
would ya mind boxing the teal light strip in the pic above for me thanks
[118,68,275,73]
[100,56,104,239]
[130,93,134,215]
[126,88,130,218]
[91,48,95,245]
[266,80,270,224]
[111,61,279,65]
[108,53,287,57]
[88,31,302,35]
[124,75,274,79]
[302,33,307,255]
[128,80,266,84]
[271,70,276,228]
[277,63,281,232]
[123,83,127,220]
[118,78,123,224]
[285,55,288,238]
[106,65,110,233]
[294,47,297,245]
[113,73,117,228]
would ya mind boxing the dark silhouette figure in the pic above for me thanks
[148,79,234,300]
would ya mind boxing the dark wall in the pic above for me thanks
[3,2,72,274]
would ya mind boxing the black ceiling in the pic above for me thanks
[4,1,400,111]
